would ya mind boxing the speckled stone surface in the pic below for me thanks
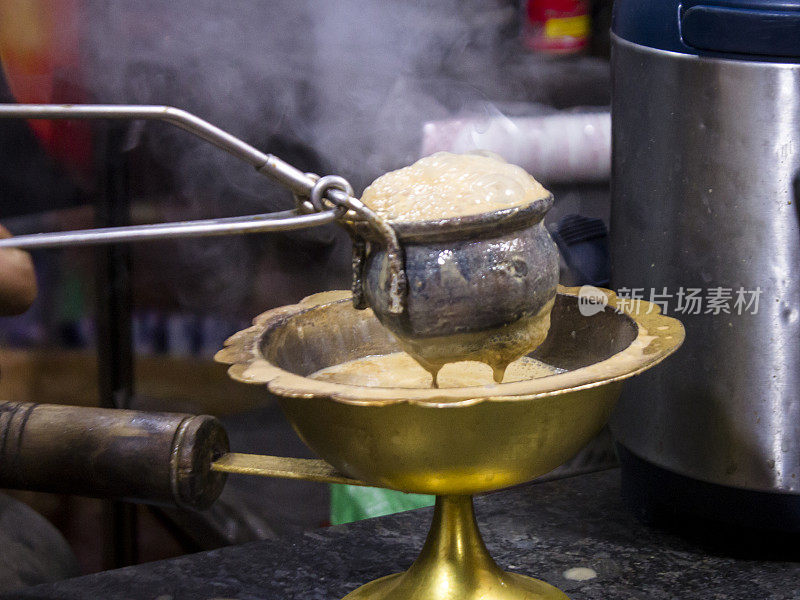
[5,469,800,600]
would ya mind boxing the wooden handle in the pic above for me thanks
[0,401,229,509]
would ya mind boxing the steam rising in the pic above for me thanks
[85,0,516,193]
[79,0,518,310]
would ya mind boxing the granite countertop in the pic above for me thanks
[5,469,799,600]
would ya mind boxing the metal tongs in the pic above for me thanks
[0,104,406,312]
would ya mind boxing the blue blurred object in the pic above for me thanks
[551,214,609,287]
[614,0,800,60]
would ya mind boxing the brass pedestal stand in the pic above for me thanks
[344,495,567,600]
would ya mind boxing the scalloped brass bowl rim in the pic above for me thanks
[215,286,684,408]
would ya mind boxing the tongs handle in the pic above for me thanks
[0,103,408,313]
[0,103,350,248]
[0,210,338,250]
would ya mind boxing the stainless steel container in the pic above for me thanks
[610,0,800,529]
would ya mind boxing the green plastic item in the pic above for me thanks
[330,484,434,525]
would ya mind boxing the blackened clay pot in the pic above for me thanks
[349,193,559,380]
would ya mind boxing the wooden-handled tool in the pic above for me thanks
[0,401,229,509]
[0,401,369,510]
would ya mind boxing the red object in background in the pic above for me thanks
[523,0,590,54]
[0,0,93,180]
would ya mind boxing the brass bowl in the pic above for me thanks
[216,287,683,496]
[216,287,683,600]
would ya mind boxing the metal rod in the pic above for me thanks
[211,453,372,487]
[0,104,355,250]
[0,210,339,250]
[95,127,138,568]
[0,104,317,196]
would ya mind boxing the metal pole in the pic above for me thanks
[0,209,339,250]
[95,126,138,569]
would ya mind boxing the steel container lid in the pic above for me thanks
[613,0,800,62]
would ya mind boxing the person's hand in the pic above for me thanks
[0,225,37,315]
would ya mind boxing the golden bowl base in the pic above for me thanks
[343,570,568,600]
[342,495,569,600]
